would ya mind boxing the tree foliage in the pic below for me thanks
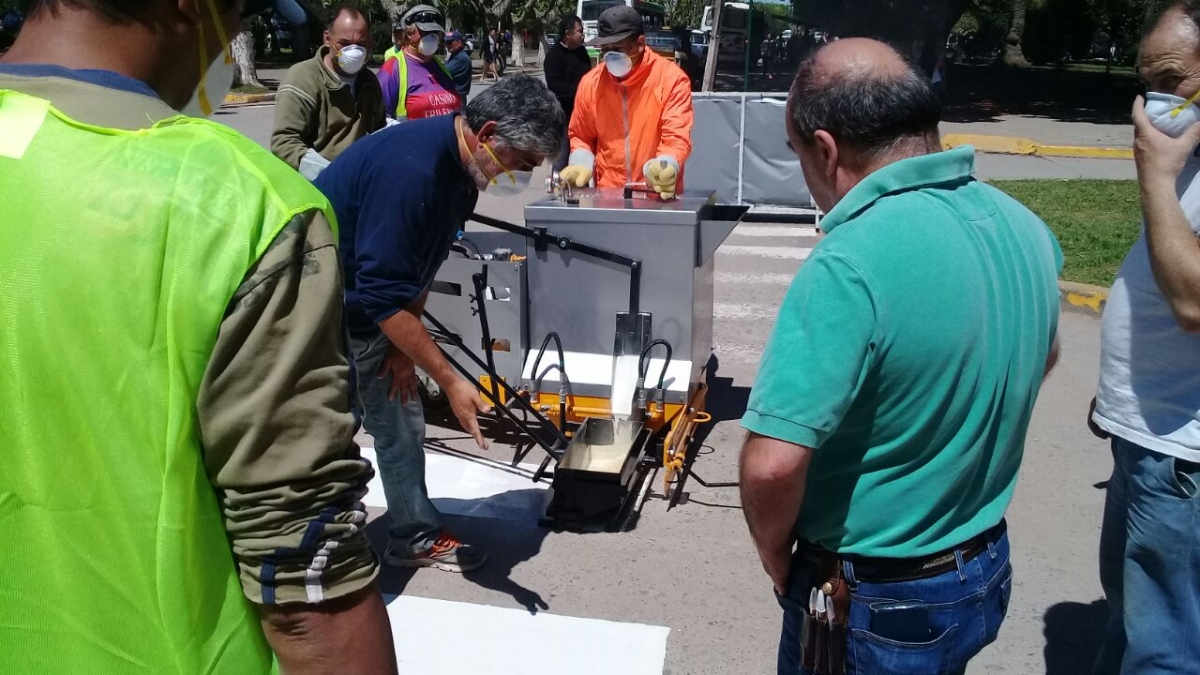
[955,0,1159,65]
[789,0,973,70]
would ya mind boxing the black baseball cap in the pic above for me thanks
[241,0,307,24]
[586,5,644,46]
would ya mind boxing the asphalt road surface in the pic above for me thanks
[211,100,1115,675]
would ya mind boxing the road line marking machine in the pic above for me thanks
[422,180,746,531]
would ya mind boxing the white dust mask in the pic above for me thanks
[338,44,368,75]
[604,50,633,78]
[485,168,534,196]
[1146,91,1200,139]
[419,34,440,57]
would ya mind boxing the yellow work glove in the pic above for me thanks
[559,164,593,188]
[643,156,679,200]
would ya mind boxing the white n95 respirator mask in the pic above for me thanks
[419,34,441,57]
[338,44,368,75]
[486,169,534,197]
[1146,91,1200,139]
[604,50,633,79]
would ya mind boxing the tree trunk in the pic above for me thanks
[538,36,546,63]
[231,31,261,88]
[514,31,525,66]
[1002,0,1030,67]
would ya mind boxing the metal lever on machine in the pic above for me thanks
[470,266,502,408]
[623,182,675,202]
[622,182,652,200]
[545,172,578,204]
[468,213,643,319]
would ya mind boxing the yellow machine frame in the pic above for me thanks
[479,374,712,498]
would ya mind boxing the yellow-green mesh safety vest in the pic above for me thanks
[391,51,455,119]
[0,89,337,674]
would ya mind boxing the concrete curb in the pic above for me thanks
[943,133,1133,161]
[223,92,276,105]
[1060,280,1108,316]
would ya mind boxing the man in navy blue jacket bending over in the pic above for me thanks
[315,74,563,573]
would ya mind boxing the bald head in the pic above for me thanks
[787,37,940,159]
[324,3,371,70]
[807,38,912,88]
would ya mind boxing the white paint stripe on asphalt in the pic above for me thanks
[361,449,548,521]
[718,245,813,260]
[714,303,779,321]
[734,225,819,237]
[385,595,670,675]
[714,271,796,286]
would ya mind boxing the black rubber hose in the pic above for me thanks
[456,236,483,258]
[534,363,573,434]
[531,332,566,388]
[638,339,673,392]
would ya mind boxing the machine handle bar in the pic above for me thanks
[468,212,643,317]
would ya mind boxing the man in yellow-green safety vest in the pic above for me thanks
[377,4,462,122]
[0,0,397,673]
[384,17,406,62]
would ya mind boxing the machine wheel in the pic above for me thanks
[419,376,451,413]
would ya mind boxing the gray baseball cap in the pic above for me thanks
[401,4,446,34]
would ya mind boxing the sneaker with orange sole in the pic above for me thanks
[384,530,486,573]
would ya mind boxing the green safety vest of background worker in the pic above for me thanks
[0,0,396,673]
[384,17,405,62]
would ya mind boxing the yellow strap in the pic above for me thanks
[396,52,409,118]
[196,0,234,117]
[0,91,50,160]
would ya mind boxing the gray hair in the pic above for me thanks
[788,44,941,158]
[464,74,564,159]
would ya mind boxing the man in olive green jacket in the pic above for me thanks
[272,4,385,180]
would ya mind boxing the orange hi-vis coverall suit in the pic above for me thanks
[568,49,694,191]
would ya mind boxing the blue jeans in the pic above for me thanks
[1095,438,1200,675]
[348,326,443,555]
[778,527,1013,675]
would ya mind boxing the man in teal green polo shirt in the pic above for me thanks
[738,39,1062,675]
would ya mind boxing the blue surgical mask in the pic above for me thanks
[1146,91,1200,139]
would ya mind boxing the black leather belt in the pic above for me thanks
[802,519,1007,584]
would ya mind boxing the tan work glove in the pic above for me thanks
[559,164,593,188]
[643,156,679,200]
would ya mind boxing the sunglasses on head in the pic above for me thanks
[404,11,444,26]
